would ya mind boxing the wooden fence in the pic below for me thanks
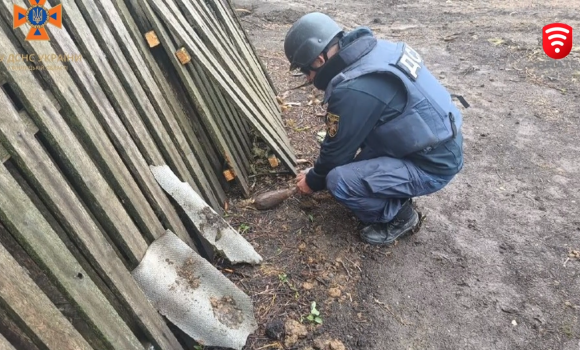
[0,0,294,348]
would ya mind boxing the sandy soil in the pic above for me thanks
[221,0,580,349]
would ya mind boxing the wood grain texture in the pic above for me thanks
[0,0,191,246]
[147,0,297,174]
[177,0,280,121]
[0,242,93,350]
[0,332,16,350]
[128,0,230,193]
[66,0,198,191]
[0,22,148,266]
[96,0,225,211]
[0,191,121,350]
[0,142,8,164]
[142,0,251,195]
[173,0,288,138]
[0,76,184,350]
[0,90,158,349]
[0,304,39,350]
[220,0,279,96]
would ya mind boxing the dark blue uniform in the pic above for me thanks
[305,27,464,224]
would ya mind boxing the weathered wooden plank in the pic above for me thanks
[193,0,285,133]
[170,0,289,159]
[221,0,280,97]
[162,0,289,145]
[200,0,284,123]
[147,0,297,175]
[172,0,290,142]
[177,0,280,122]
[163,9,254,162]
[0,87,184,350]
[0,242,94,350]
[167,27,252,178]
[0,304,39,350]
[0,143,8,164]
[0,184,123,350]
[0,44,148,267]
[142,2,251,195]
[94,0,225,211]
[0,331,16,350]
[0,0,191,246]
[163,6,257,162]
[115,0,228,205]
[189,60,251,182]
[220,89,254,161]
[0,92,157,349]
[44,89,62,111]
[65,0,199,192]
[152,47,229,191]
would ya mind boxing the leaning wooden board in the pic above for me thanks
[147,0,297,174]
[0,78,184,350]
[0,242,93,350]
[0,332,16,350]
[0,142,8,163]
[200,0,285,127]
[172,0,290,142]
[0,0,192,246]
[141,0,251,195]
[0,20,148,266]
[176,0,280,122]
[59,0,200,191]
[0,154,144,350]
[218,0,281,103]
[0,301,40,350]
[103,0,227,208]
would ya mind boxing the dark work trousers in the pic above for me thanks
[325,147,456,224]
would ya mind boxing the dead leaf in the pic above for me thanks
[284,320,308,347]
[488,38,505,46]
[328,288,341,298]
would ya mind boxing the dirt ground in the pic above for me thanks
[218,0,580,349]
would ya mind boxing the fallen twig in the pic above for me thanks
[374,298,414,326]
[256,342,282,350]
[340,260,352,279]
[315,277,328,287]
[345,257,362,272]
[249,170,293,178]
[564,257,570,267]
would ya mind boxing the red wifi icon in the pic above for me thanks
[542,23,573,59]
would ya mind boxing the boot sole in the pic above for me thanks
[363,210,420,246]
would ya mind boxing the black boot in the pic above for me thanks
[360,199,419,245]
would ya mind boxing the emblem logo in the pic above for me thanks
[326,112,340,138]
[13,0,62,41]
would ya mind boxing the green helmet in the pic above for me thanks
[284,12,343,71]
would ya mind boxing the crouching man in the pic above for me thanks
[284,12,465,245]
